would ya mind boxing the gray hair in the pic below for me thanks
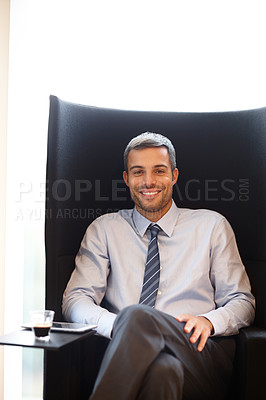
[124,132,176,172]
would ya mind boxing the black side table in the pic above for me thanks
[0,328,98,399]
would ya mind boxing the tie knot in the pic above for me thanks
[149,224,161,239]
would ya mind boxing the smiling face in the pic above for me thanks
[123,146,179,222]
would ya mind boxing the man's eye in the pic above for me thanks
[133,170,142,175]
[156,170,165,174]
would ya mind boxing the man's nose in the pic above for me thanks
[142,172,156,187]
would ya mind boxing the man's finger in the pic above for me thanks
[189,325,201,343]
[184,319,196,334]
[176,313,190,322]
[197,331,209,352]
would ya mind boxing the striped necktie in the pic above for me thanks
[139,224,161,307]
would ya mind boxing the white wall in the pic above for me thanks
[0,1,10,399]
[3,0,266,399]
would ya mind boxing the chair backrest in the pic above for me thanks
[45,95,266,326]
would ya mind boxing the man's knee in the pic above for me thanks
[113,305,186,341]
[117,304,153,320]
[113,304,155,334]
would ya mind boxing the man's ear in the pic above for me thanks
[172,168,179,185]
[123,171,129,187]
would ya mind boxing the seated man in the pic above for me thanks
[62,132,255,400]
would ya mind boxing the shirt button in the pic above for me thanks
[158,291,162,296]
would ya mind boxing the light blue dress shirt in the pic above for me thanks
[62,201,255,339]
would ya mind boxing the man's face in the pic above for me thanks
[123,147,179,222]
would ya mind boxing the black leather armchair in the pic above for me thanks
[45,95,266,399]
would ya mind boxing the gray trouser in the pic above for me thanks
[90,305,235,400]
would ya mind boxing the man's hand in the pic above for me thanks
[176,314,213,352]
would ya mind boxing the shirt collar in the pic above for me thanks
[132,200,180,237]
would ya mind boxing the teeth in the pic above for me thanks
[143,192,158,195]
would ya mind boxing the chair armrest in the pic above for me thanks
[234,326,266,400]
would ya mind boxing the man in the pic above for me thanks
[63,132,255,399]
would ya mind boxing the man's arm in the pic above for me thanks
[62,218,117,339]
[201,217,255,337]
[176,217,255,351]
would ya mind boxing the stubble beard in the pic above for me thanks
[130,185,173,217]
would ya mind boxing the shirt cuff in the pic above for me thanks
[96,310,117,339]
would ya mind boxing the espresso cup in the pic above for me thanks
[30,310,55,341]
